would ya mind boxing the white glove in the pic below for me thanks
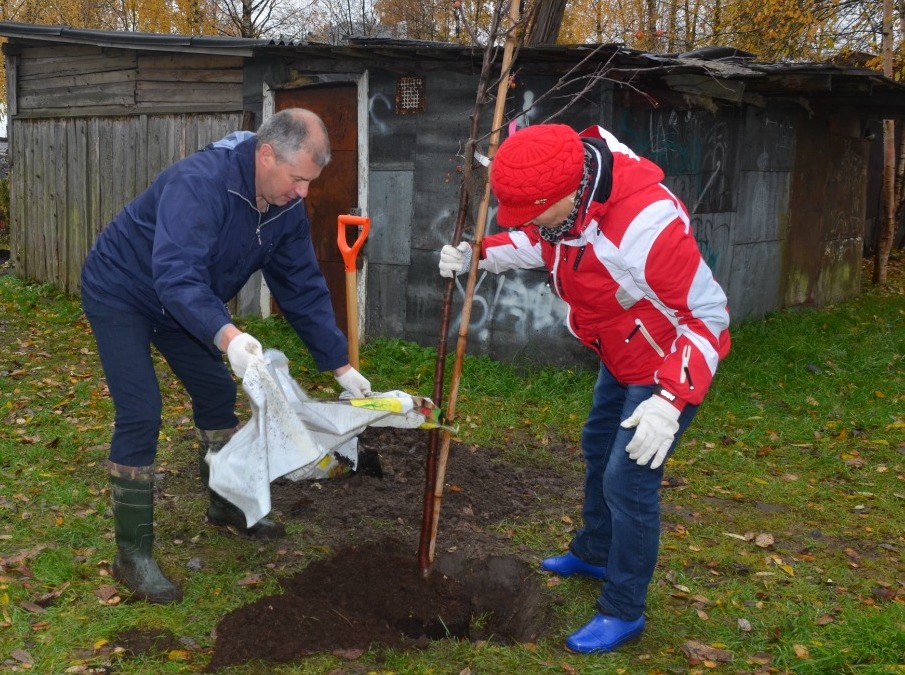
[335,367,372,398]
[226,332,263,378]
[439,241,473,278]
[620,394,681,470]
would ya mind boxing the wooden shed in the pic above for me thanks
[2,22,905,366]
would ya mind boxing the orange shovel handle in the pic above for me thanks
[338,214,370,369]
[337,215,371,272]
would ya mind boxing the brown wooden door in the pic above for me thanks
[274,85,358,335]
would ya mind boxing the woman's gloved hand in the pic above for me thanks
[620,394,681,469]
[226,332,263,378]
[438,241,473,278]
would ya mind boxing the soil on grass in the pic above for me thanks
[203,426,584,671]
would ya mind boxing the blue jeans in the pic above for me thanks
[569,364,697,620]
[82,292,239,467]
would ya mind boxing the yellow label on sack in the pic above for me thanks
[348,398,406,413]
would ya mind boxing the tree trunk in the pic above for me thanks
[873,0,896,284]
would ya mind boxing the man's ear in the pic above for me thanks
[258,142,276,165]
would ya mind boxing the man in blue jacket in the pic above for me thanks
[81,108,371,603]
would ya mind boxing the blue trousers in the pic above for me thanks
[82,292,239,467]
[569,364,697,620]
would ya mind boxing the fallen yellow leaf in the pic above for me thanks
[793,644,810,659]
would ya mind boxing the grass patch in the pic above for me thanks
[0,255,903,674]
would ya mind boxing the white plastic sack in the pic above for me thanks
[207,349,453,527]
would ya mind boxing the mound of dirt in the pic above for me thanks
[205,426,583,671]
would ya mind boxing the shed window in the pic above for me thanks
[396,76,426,114]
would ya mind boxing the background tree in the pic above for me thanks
[372,0,457,41]
[207,0,313,38]
[170,0,222,34]
[306,0,381,43]
[876,0,897,283]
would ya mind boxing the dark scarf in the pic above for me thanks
[538,139,613,244]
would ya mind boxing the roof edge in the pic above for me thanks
[0,21,268,55]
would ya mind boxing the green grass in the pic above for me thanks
[1,259,903,674]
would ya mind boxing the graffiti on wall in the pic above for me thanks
[691,215,732,275]
[691,122,733,215]
[426,106,742,343]
[647,110,693,169]
[620,110,736,272]
[764,115,794,151]
[508,90,539,133]
[444,269,568,343]
[369,93,393,134]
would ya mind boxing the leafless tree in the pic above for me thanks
[212,0,315,39]
[304,0,382,43]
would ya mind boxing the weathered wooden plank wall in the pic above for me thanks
[13,46,242,116]
[6,41,246,293]
[9,113,244,293]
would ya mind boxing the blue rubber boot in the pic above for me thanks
[565,613,646,654]
[540,552,607,580]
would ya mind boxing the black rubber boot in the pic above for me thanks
[197,428,286,540]
[108,464,183,604]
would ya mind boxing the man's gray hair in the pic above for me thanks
[256,109,332,167]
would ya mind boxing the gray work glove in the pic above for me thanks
[620,395,681,470]
[226,332,263,378]
[438,241,473,278]
[335,367,372,398]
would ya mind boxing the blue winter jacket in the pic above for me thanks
[80,133,349,372]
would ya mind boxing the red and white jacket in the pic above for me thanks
[480,125,731,408]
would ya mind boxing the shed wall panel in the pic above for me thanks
[9,113,243,293]
[22,67,138,90]
[817,238,862,306]
[368,170,414,265]
[66,119,92,293]
[732,171,790,245]
[20,82,136,109]
[739,108,796,172]
[19,53,136,78]
[785,112,867,308]
[367,71,418,169]
[364,263,409,338]
[408,72,477,253]
[14,46,242,116]
[728,240,783,319]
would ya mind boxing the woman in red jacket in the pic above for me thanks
[439,123,731,653]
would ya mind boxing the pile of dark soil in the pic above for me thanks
[204,426,583,671]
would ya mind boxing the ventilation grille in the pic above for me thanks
[396,76,426,114]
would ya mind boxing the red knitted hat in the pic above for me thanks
[490,124,585,227]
